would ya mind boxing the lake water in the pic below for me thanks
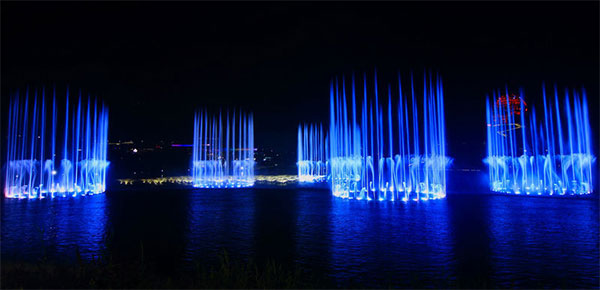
[2,185,598,288]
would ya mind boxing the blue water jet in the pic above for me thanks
[297,123,328,182]
[4,88,109,198]
[329,72,450,201]
[192,109,255,188]
[485,85,595,195]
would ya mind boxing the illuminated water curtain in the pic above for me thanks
[329,73,450,201]
[485,86,594,195]
[297,123,328,182]
[192,110,255,188]
[4,89,109,198]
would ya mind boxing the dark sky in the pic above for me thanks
[2,1,598,168]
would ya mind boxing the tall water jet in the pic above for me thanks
[4,88,109,198]
[329,72,450,201]
[485,86,595,195]
[191,109,255,188]
[297,123,328,182]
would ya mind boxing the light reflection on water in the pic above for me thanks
[1,186,598,288]
[1,194,107,262]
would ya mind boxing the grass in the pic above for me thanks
[1,232,503,289]
[0,244,501,289]
[1,254,320,289]
[2,248,322,289]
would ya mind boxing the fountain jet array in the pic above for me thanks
[329,72,450,201]
[485,86,595,195]
[192,109,255,188]
[4,88,109,198]
[297,123,328,182]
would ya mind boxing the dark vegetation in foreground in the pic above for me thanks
[0,254,491,289]
[1,232,481,289]
[3,248,569,289]
[2,251,320,289]
[1,250,488,289]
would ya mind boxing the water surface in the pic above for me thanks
[2,186,598,288]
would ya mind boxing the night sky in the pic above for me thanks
[2,2,598,168]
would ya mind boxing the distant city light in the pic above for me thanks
[117,175,298,186]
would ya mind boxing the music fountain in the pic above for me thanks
[4,88,109,198]
[297,123,328,182]
[485,86,595,195]
[191,109,255,188]
[328,72,451,201]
